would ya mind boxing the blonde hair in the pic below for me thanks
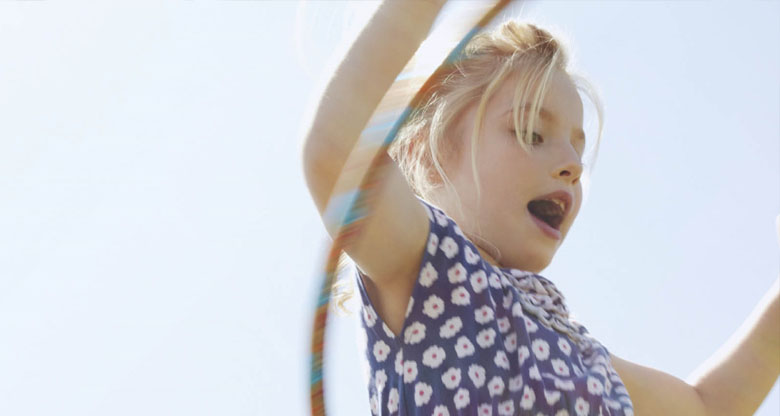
[332,19,605,317]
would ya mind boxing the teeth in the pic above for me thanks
[549,198,565,213]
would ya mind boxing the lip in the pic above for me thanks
[528,190,573,227]
[528,208,562,240]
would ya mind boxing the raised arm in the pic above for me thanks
[301,0,444,211]
[300,0,444,298]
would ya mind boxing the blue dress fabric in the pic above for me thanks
[354,197,635,416]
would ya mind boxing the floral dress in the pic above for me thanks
[354,196,635,415]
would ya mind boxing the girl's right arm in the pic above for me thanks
[301,0,444,291]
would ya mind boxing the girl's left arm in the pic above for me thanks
[613,217,780,415]
[686,276,780,416]
[611,277,779,416]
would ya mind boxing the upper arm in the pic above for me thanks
[303,149,430,287]
[609,352,708,416]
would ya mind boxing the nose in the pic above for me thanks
[552,148,583,185]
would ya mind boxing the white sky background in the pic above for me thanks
[0,1,778,415]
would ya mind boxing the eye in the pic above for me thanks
[516,129,543,145]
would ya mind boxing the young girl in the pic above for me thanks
[301,1,780,415]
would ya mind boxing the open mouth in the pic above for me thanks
[527,199,565,230]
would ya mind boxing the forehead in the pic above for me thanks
[492,71,585,138]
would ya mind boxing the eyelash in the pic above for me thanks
[513,129,585,158]
[512,129,544,145]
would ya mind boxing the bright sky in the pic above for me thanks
[0,1,778,415]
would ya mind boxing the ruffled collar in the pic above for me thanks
[491,265,599,354]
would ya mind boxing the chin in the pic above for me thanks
[523,251,554,274]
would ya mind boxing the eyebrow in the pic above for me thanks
[502,105,586,143]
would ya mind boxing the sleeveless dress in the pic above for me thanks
[354,196,635,416]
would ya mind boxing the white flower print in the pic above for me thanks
[453,223,464,238]
[551,358,570,377]
[406,297,414,318]
[604,398,622,410]
[441,367,461,390]
[517,345,530,366]
[403,360,418,383]
[592,364,607,378]
[512,302,523,317]
[414,382,433,407]
[394,350,403,375]
[369,391,378,416]
[502,293,513,309]
[422,344,446,369]
[500,274,512,286]
[434,209,449,226]
[427,232,439,256]
[477,403,492,416]
[604,376,613,395]
[363,305,377,328]
[531,338,550,360]
[382,322,396,339]
[454,335,475,358]
[497,317,510,333]
[420,263,438,288]
[422,203,433,220]
[544,389,561,406]
[529,364,542,380]
[519,385,536,410]
[487,376,505,397]
[432,405,450,416]
[440,236,459,259]
[448,262,467,284]
[388,387,399,413]
[453,387,470,409]
[608,370,621,382]
[503,333,518,353]
[587,376,605,395]
[451,286,471,306]
[524,316,539,333]
[404,321,426,345]
[470,270,488,293]
[488,272,502,289]
[372,340,390,362]
[556,336,571,356]
[440,316,462,339]
[497,399,515,416]
[476,327,496,349]
[468,364,486,388]
[474,305,494,324]
[464,245,480,264]
[624,407,634,416]
[494,350,510,370]
[538,308,551,321]
[508,374,523,392]
[519,293,543,314]
[510,268,532,278]
[374,369,387,393]
[572,364,583,377]
[554,378,575,391]
[574,397,590,416]
[614,385,628,396]
[554,410,570,416]
[422,294,445,319]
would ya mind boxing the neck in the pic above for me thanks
[464,231,502,267]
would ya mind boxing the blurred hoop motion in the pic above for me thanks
[309,1,516,415]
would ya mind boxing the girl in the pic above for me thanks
[301,1,780,415]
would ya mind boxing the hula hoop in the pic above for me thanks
[309,2,514,415]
